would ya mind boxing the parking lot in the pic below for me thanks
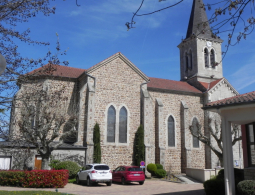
[1,180,205,195]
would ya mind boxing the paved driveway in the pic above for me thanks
[0,180,206,195]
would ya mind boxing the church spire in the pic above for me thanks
[186,0,213,40]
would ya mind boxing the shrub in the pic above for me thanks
[93,122,101,163]
[147,163,157,175]
[217,168,244,189]
[0,170,25,186]
[237,180,255,195]
[54,161,81,179]
[49,159,61,170]
[0,170,68,188]
[155,164,163,170]
[203,177,225,195]
[22,170,69,188]
[134,125,145,166]
[155,169,166,178]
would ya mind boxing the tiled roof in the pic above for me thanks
[205,91,255,108]
[198,79,223,91]
[27,64,85,78]
[148,77,202,94]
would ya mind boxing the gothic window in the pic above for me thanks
[210,49,215,68]
[185,52,189,71]
[28,105,36,129]
[204,48,209,68]
[192,118,200,148]
[189,50,193,70]
[119,107,127,143]
[168,116,175,147]
[107,106,116,142]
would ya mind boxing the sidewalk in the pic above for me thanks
[0,180,206,195]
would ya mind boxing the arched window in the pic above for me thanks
[28,105,36,129]
[192,118,200,148]
[204,48,209,68]
[210,49,215,68]
[168,116,175,147]
[107,106,116,142]
[185,52,189,71]
[189,50,193,70]
[119,107,127,143]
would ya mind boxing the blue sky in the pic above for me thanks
[15,0,255,94]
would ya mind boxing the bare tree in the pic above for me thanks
[189,115,242,166]
[0,1,73,140]
[13,86,78,170]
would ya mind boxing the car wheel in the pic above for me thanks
[121,177,126,185]
[76,176,80,184]
[139,181,144,185]
[87,177,91,186]
[106,181,112,186]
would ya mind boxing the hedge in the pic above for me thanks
[155,169,167,178]
[147,163,157,175]
[53,161,81,179]
[203,177,225,195]
[0,170,69,188]
[155,164,163,170]
[0,170,25,186]
[237,180,255,195]
[203,168,245,195]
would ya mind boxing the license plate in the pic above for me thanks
[134,174,140,176]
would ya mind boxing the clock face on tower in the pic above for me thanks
[206,41,212,47]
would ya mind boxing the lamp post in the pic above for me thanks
[0,53,6,75]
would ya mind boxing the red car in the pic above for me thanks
[112,166,145,185]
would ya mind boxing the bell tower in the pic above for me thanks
[178,0,223,83]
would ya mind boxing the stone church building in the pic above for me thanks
[4,0,243,172]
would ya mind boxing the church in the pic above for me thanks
[5,0,243,173]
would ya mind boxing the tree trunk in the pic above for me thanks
[219,157,224,167]
[41,155,50,170]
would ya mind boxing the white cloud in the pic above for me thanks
[229,61,255,91]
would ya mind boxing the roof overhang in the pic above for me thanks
[203,102,255,125]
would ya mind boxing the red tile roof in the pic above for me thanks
[27,64,85,78]
[205,91,255,108]
[198,79,222,91]
[148,77,202,94]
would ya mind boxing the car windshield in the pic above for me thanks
[94,165,110,170]
[128,168,142,171]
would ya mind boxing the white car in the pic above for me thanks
[76,163,112,186]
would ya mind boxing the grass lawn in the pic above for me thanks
[68,178,76,183]
[0,191,75,195]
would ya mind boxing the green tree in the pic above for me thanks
[93,123,101,163]
[134,125,145,166]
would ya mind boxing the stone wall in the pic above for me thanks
[11,78,78,141]
[148,90,205,173]
[87,57,146,170]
